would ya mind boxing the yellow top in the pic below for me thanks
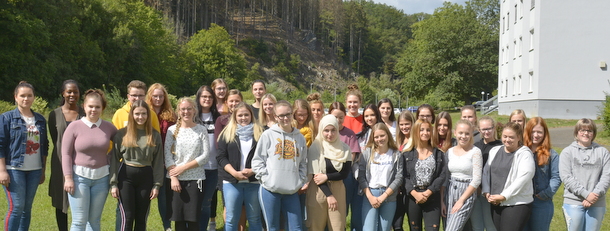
[112,102,160,132]
[299,126,313,147]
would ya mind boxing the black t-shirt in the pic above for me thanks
[489,147,515,195]
[475,139,502,165]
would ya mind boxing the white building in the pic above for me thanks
[498,0,610,119]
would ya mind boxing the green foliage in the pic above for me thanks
[603,94,610,136]
[241,38,270,63]
[0,101,14,114]
[31,97,50,116]
[103,85,127,115]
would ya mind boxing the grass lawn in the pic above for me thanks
[2,111,609,230]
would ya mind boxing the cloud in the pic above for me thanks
[372,0,468,14]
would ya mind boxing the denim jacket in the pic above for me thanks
[0,108,48,168]
[533,149,561,201]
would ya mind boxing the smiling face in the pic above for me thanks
[128,88,146,104]
[531,124,545,146]
[363,108,377,126]
[346,95,361,115]
[479,119,495,141]
[226,94,242,113]
[62,83,80,106]
[15,87,35,110]
[461,109,477,125]
[294,108,308,126]
[178,101,195,123]
[310,102,324,122]
[274,105,293,130]
[379,103,392,121]
[214,83,227,100]
[323,125,337,142]
[150,89,165,108]
[454,123,472,147]
[511,114,525,128]
[83,97,103,122]
[331,109,346,130]
[252,82,266,100]
[418,108,433,123]
[437,118,450,136]
[263,98,275,115]
[502,128,520,152]
[373,129,389,149]
[235,107,252,126]
[132,106,148,126]
[398,118,412,136]
[576,126,594,147]
[199,90,214,112]
[419,123,432,143]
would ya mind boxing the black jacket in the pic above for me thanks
[402,147,447,194]
[216,136,258,183]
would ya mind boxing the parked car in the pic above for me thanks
[407,106,419,113]
[473,101,485,109]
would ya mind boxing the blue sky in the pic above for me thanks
[371,0,469,14]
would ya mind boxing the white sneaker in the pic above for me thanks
[207,221,216,231]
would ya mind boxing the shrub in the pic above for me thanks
[603,94,610,136]
[0,100,14,114]
[31,97,51,116]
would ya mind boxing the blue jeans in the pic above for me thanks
[362,188,396,231]
[3,169,42,231]
[223,182,262,231]
[523,197,553,231]
[470,193,496,231]
[562,204,606,231]
[343,171,363,231]
[199,169,218,231]
[259,187,302,231]
[69,174,109,231]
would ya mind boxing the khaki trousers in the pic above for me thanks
[306,180,347,231]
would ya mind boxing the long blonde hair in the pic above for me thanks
[258,93,277,126]
[218,102,264,143]
[123,100,156,147]
[171,97,199,154]
[366,123,398,164]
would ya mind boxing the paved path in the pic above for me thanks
[549,126,574,150]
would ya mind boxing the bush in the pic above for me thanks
[31,97,51,116]
[602,94,610,136]
[0,100,14,114]
[103,85,127,114]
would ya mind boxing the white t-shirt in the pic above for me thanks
[447,146,483,188]
[11,116,42,171]
[368,150,394,188]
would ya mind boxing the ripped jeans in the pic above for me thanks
[406,191,441,231]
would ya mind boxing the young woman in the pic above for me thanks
[146,83,176,230]
[252,100,308,231]
[292,99,314,147]
[110,100,164,231]
[217,102,264,231]
[559,119,610,231]
[377,98,397,138]
[1,81,48,231]
[416,104,435,124]
[62,89,117,231]
[443,120,482,231]
[307,92,325,136]
[509,109,527,130]
[250,80,266,118]
[306,115,352,231]
[471,116,501,231]
[358,123,403,231]
[195,85,222,231]
[522,117,560,231]
[482,122,535,231]
[403,119,447,231]
[212,78,229,115]
[258,93,277,130]
[329,102,363,231]
[357,104,382,151]
[392,110,414,231]
[48,80,85,231]
[165,97,210,231]
[214,89,244,141]
[433,111,454,153]
[343,84,364,134]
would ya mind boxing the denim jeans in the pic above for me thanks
[223,182,262,231]
[362,188,397,231]
[68,174,110,231]
[343,171,363,231]
[199,169,218,231]
[259,187,302,231]
[562,204,606,231]
[3,169,42,231]
[469,193,496,231]
[523,197,554,231]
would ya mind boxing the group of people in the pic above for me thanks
[0,80,609,231]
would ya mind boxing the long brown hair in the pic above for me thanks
[366,123,398,164]
[396,111,415,147]
[432,111,452,152]
[524,117,551,166]
[409,119,432,151]
[123,100,156,147]
[146,83,176,123]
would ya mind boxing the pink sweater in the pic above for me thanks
[62,120,117,176]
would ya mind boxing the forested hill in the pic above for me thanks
[1,0,499,108]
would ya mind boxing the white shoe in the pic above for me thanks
[207,221,216,231]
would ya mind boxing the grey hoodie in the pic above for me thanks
[559,141,610,206]
[252,124,308,194]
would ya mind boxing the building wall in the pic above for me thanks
[498,0,610,119]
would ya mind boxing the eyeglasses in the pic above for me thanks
[276,113,292,119]
[152,95,164,99]
[579,129,594,134]
[180,107,194,112]
[129,94,145,99]
[480,127,494,132]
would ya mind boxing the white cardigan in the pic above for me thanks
[482,145,535,206]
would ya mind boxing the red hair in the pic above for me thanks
[523,117,551,166]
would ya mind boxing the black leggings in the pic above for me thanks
[491,203,532,231]
[117,165,154,231]
[393,188,406,230]
[406,192,441,231]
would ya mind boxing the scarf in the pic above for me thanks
[236,123,254,142]
[316,115,351,172]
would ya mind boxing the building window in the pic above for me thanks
[502,17,505,33]
[513,40,517,60]
[518,75,522,94]
[529,29,534,51]
[531,0,535,10]
[528,71,534,93]
[500,81,504,97]
[505,79,509,97]
[520,0,524,19]
[506,45,509,63]
[519,36,523,56]
[507,12,510,30]
[513,77,517,95]
[501,48,504,64]
[514,4,518,22]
